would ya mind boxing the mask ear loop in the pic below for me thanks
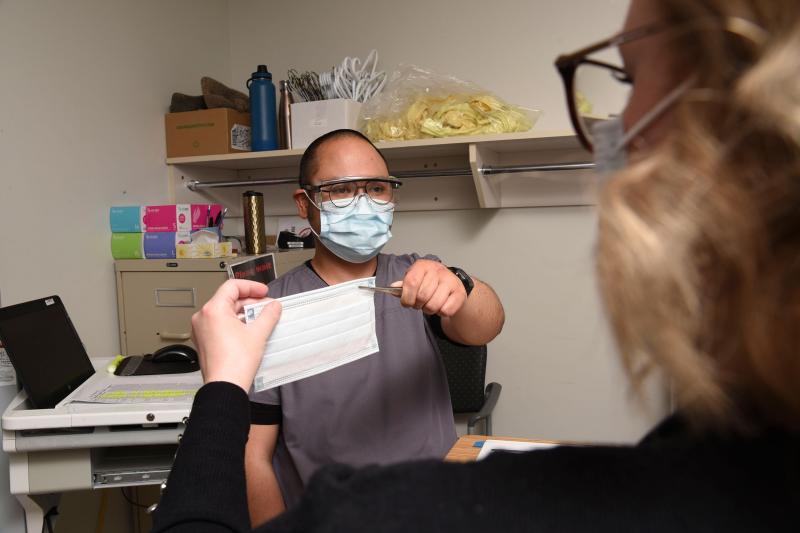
[303,189,323,211]
[301,189,326,244]
[616,75,697,152]
[607,16,766,152]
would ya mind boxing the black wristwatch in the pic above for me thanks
[447,266,474,296]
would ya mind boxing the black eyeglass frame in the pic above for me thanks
[554,23,666,152]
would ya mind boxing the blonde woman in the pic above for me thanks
[153,0,799,531]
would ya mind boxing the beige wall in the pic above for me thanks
[0,0,231,358]
[226,0,629,132]
[0,1,230,531]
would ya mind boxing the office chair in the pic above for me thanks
[436,337,502,435]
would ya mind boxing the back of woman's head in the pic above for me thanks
[597,0,800,430]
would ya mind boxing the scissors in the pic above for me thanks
[359,285,402,297]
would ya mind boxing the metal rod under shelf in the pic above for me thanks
[185,161,595,191]
[483,162,595,174]
[187,177,297,190]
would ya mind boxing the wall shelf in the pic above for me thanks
[166,130,596,215]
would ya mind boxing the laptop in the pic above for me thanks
[0,295,96,409]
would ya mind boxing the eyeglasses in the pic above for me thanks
[555,24,665,152]
[303,177,402,211]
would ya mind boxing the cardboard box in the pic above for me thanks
[110,232,192,260]
[110,204,223,232]
[165,108,251,158]
[176,241,233,259]
[290,99,362,149]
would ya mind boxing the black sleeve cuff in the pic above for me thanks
[425,313,446,339]
[250,401,282,425]
[151,381,252,532]
[426,313,473,348]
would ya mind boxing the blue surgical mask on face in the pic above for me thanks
[591,77,694,176]
[591,117,628,175]
[310,195,394,263]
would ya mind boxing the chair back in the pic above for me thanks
[436,337,487,413]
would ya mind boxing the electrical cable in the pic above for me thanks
[121,487,150,509]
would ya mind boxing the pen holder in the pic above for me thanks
[242,191,266,255]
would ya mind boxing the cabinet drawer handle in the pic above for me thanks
[160,332,191,341]
[154,288,197,308]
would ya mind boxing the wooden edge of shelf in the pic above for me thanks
[167,149,305,166]
[165,130,579,167]
[374,129,576,151]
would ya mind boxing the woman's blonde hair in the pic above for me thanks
[597,0,800,430]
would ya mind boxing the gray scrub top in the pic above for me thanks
[249,253,457,507]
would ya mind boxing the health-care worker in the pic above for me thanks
[244,128,505,525]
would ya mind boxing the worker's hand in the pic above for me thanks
[391,259,467,317]
[191,280,282,392]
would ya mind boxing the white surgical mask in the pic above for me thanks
[310,195,394,263]
[243,277,379,391]
[591,77,694,176]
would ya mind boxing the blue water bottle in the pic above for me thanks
[248,65,278,151]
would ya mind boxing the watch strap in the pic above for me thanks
[447,266,474,296]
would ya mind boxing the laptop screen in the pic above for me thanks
[0,296,95,408]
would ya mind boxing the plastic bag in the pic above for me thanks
[360,64,540,142]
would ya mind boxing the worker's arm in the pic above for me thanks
[396,259,505,345]
[440,276,504,345]
[244,423,285,527]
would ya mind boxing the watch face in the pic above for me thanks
[449,267,474,295]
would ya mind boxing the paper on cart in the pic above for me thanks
[244,277,379,392]
[65,373,203,405]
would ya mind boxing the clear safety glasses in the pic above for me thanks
[303,177,402,212]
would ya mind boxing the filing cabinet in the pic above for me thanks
[114,251,313,355]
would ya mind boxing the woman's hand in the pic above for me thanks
[191,279,282,392]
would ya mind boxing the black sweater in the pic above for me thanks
[152,382,799,532]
